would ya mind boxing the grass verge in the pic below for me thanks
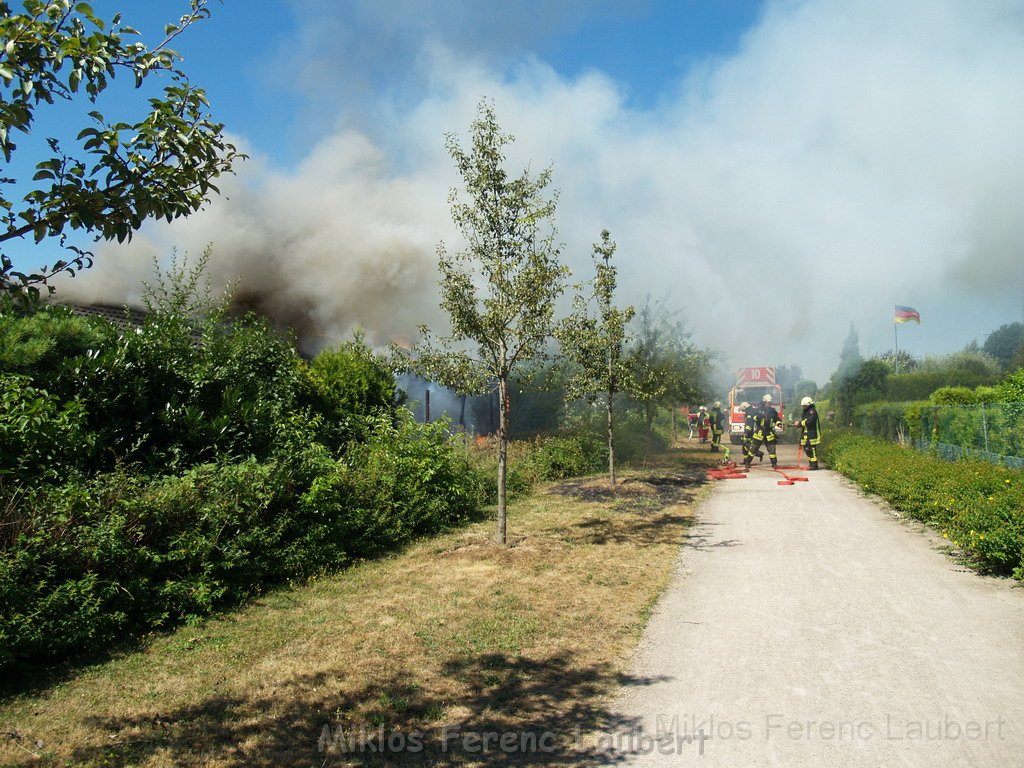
[0,447,715,767]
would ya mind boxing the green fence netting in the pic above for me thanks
[855,403,1024,469]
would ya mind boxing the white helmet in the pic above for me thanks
[739,401,750,409]
[801,396,814,407]
[762,394,772,403]
[713,400,721,408]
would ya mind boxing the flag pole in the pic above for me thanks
[894,316,899,374]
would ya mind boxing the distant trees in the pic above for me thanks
[774,364,803,403]
[983,322,1024,371]
[830,323,863,423]
[877,349,917,374]
[626,296,710,453]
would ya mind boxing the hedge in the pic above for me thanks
[823,432,1024,579]
[0,415,486,670]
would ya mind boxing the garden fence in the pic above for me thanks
[855,403,1024,469]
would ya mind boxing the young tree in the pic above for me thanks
[557,229,634,486]
[405,100,567,544]
[0,0,242,304]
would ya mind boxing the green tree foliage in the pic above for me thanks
[997,368,1024,402]
[405,101,568,544]
[830,322,863,424]
[556,229,634,485]
[877,349,917,373]
[774,364,802,403]
[626,296,710,453]
[305,331,399,447]
[982,322,1024,371]
[849,359,889,405]
[0,255,487,668]
[0,0,241,303]
[793,379,817,402]
[915,348,1001,379]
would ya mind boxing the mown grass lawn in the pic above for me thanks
[0,447,716,768]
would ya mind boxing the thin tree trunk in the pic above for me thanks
[496,375,509,544]
[607,388,616,489]
[607,348,616,490]
[644,402,655,465]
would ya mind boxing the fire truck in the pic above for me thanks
[727,367,784,445]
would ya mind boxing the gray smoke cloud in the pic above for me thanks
[57,0,1024,382]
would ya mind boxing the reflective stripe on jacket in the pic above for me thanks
[753,404,780,441]
[800,405,822,445]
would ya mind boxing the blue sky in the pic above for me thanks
[13,0,1024,382]
[101,1,765,164]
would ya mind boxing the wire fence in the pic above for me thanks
[855,403,1024,469]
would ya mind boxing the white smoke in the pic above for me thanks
[57,0,1024,381]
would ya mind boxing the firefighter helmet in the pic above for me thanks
[762,394,772,403]
[713,400,721,408]
[801,396,814,406]
[740,401,750,409]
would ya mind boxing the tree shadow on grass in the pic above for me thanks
[571,514,693,547]
[66,653,672,767]
[549,471,705,515]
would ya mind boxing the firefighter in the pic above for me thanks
[744,393,781,468]
[797,396,822,470]
[740,401,763,464]
[708,400,725,452]
[697,405,709,443]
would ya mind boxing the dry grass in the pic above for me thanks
[0,447,716,767]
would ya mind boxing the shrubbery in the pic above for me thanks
[823,432,1024,579]
[0,297,490,670]
[1,260,687,670]
[0,414,486,667]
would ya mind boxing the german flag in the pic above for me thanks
[894,305,921,324]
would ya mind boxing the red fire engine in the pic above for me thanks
[727,367,784,445]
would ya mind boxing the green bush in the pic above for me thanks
[930,386,977,405]
[823,432,1024,579]
[72,312,308,473]
[302,334,399,450]
[885,370,999,402]
[0,412,487,669]
[299,412,484,562]
[997,368,1024,402]
[527,432,606,481]
[0,308,112,390]
[0,374,93,480]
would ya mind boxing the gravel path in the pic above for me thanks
[605,444,1024,767]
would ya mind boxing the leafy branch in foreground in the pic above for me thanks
[0,0,243,305]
